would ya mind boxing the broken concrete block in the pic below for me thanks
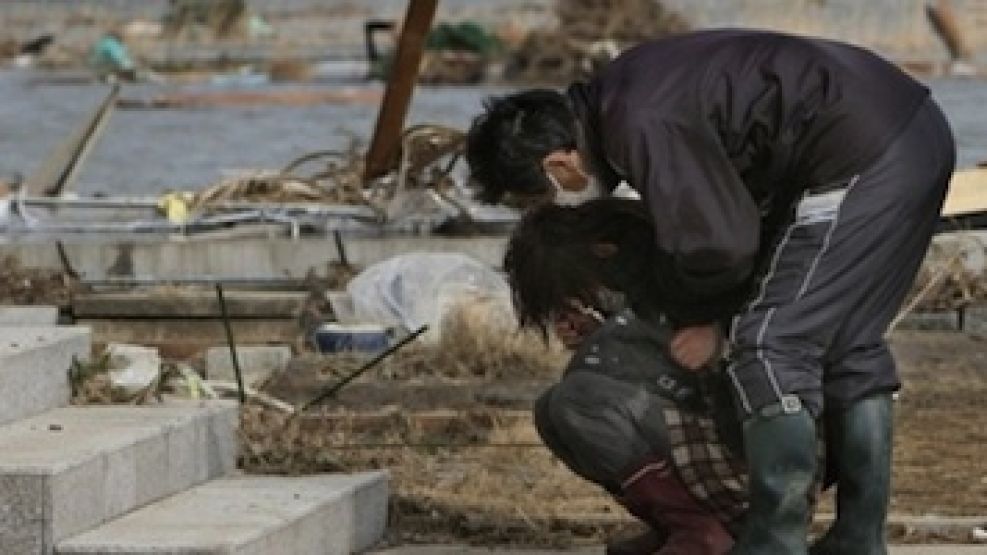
[205,344,292,387]
[105,343,161,396]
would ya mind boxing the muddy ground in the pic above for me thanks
[888,330,987,518]
[236,327,987,548]
[5,262,984,546]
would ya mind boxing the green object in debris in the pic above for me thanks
[89,34,135,77]
[425,21,502,56]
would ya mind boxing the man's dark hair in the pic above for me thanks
[466,89,578,204]
[503,198,663,337]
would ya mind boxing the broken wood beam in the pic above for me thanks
[363,0,439,180]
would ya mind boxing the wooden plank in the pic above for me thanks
[24,85,119,196]
[363,0,439,179]
[942,167,987,217]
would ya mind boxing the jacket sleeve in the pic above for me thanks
[623,114,761,325]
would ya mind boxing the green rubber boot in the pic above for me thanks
[810,393,893,555]
[730,399,817,555]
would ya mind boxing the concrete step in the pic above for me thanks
[0,326,89,425]
[0,402,237,554]
[57,472,390,555]
[0,306,59,326]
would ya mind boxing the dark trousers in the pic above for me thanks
[727,98,955,417]
[535,371,671,494]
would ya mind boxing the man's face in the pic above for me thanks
[501,149,604,209]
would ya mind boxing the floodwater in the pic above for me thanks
[0,69,985,196]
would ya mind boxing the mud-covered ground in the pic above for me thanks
[4,257,985,545]
[888,330,987,517]
[235,327,987,548]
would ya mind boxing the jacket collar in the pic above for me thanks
[566,81,622,193]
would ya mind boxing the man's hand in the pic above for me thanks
[670,324,723,371]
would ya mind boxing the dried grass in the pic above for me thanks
[905,237,987,312]
[382,302,567,381]
[238,403,625,547]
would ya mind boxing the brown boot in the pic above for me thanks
[606,526,668,555]
[618,458,734,555]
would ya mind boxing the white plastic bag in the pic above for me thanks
[345,252,512,341]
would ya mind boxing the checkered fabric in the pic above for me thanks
[663,403,749,535]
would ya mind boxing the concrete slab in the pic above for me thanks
[205,344,292,386]
[72,291,309,318]
[0,401,236,553]
[2,235,509,281]
[78,318,299,351]
[0,326,89,425]
[0,306,59,326]
[57,472,389,555]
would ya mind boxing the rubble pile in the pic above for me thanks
[902,235,987,313]
[0,255,73,306]
[506,0,689,83]
[187,124,465,217]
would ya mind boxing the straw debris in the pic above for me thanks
[0,255,74,306]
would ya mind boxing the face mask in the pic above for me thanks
[547,172,605,206]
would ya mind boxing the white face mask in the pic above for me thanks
[547,172,605,206]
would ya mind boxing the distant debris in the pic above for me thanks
[89,31,137,82]
[926,0,974,62]
[0,34,56,68]
[163,0,249,40]
[19,34,55,56]
[506,0,689,83]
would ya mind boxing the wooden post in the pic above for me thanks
[926,0,973,61]
[25,85,119,196]
[363,0,438,180]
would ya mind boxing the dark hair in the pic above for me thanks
[503,198,663,336]
[466,89,578,204]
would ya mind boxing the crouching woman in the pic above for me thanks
[504,198,761,554]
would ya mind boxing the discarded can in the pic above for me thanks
[314,323,391,354]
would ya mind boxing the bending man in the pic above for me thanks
[468,30,955,553]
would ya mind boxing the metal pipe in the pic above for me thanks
[299,324,429,411]
[215,284,246,404]
[333,229,350,268]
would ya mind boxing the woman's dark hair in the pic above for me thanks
[466,89,578,204]
[503,198,663,336]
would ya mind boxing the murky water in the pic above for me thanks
[0,69,984,196]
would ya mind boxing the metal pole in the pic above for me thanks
[333,229,350,268]
[363,0,439,179]
[215,284,246,404]
[299,324,428,411]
